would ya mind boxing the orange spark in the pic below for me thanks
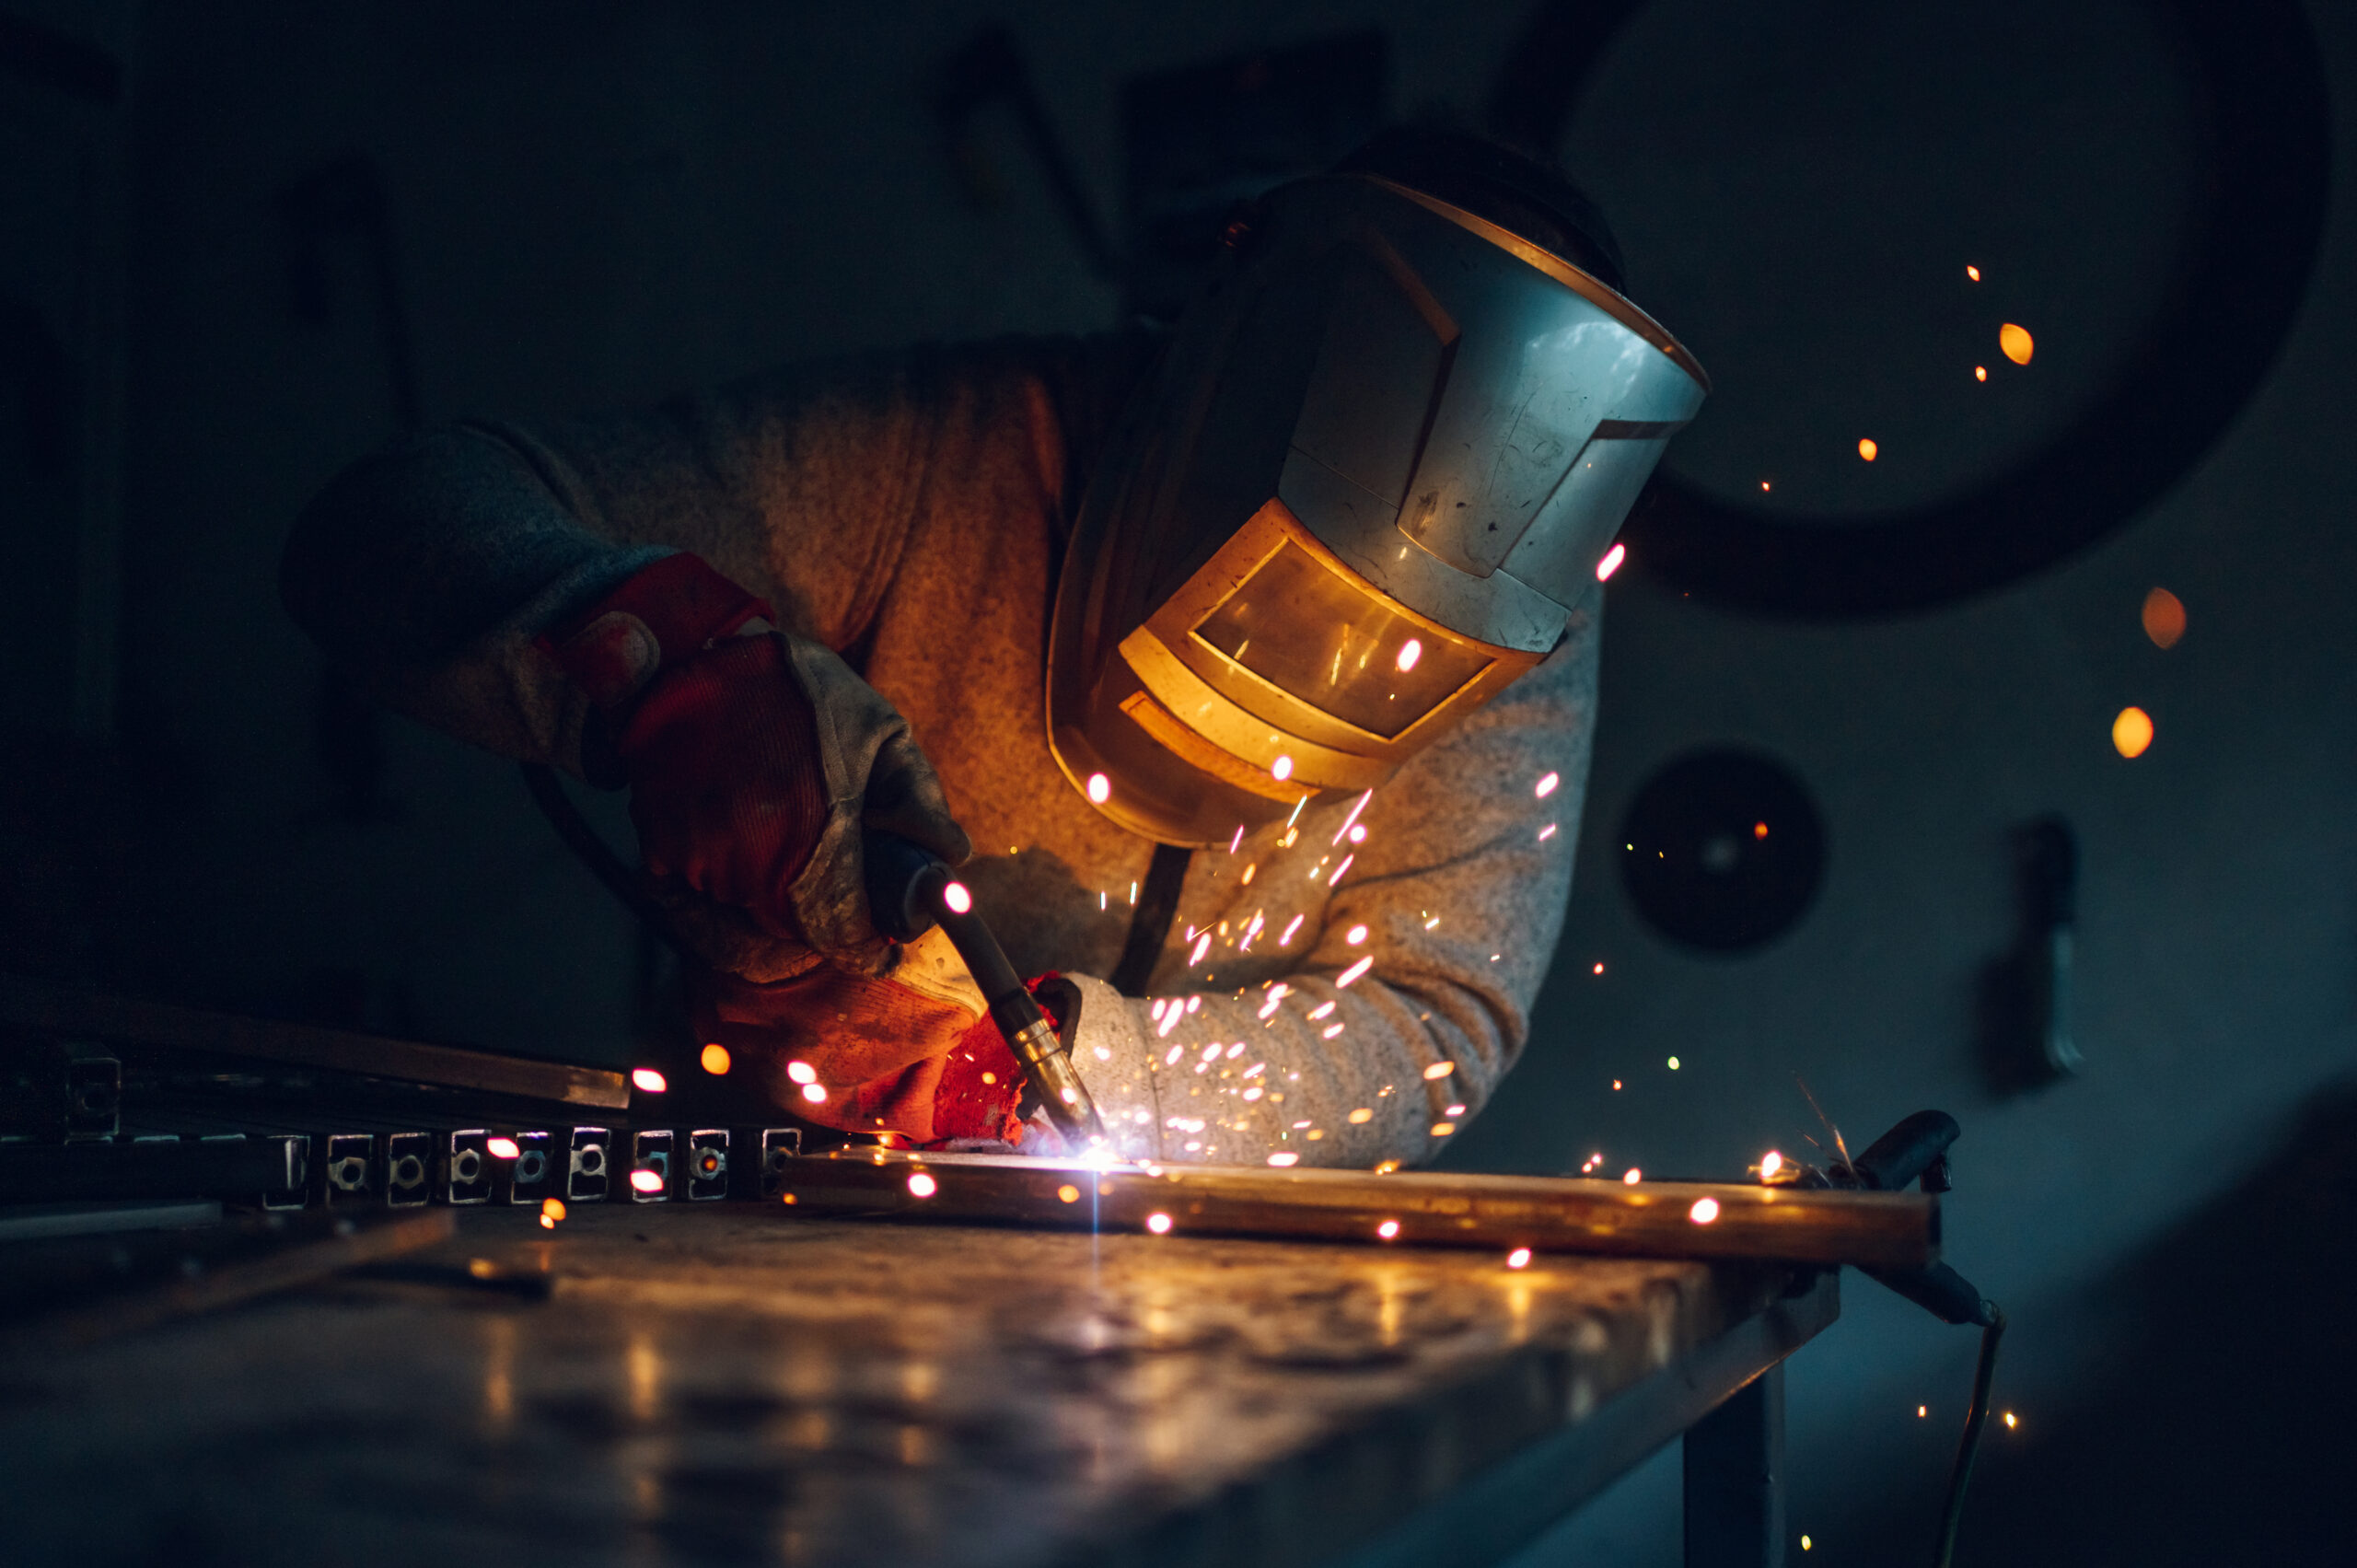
[2112,706,2154,759]
[2142,587,2187,648]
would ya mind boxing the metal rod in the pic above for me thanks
[769,1148,1938,1271]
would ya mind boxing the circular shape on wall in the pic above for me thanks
[1619,749,1826,953]
[1486,0,2328,618]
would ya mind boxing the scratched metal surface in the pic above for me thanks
[0,1204,1829,1568]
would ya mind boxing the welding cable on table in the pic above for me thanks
[1820,1110,2007,1568]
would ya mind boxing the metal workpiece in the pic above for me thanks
[772,1149,1937,1272]
[757,1127,804,1197]
[321,1133,375,1205]
[0,1133,308,1205]
[499,1130,554,1204]
[628,1129,673,1203]
[0,971,632,1110]
[685,1129,730,1201]
[441,1128,493,1205]
[383,1132,432,1207]
[566,1126,611,1202]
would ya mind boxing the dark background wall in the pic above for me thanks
[3,2,2349,1563]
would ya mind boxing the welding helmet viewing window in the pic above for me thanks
[1047,130,1709,845]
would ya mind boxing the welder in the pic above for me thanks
[281,128,1707,1167]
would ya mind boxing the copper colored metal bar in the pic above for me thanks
[772,1150,1939,1271]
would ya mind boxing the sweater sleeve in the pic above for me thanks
[280,336,1146,774]
[1065,591,1601,1170]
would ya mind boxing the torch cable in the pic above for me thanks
[1933,1302,2006,1568]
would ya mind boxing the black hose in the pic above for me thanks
[518,762,694,963]
[1934,1303,2006,1568]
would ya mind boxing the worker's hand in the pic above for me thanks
[544,553,970,970]
[691,928,1070,1145]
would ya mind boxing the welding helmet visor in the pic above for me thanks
[1048,140,1709,845]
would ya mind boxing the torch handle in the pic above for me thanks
[865,834,1108,1145]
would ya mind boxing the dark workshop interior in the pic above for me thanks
[3,2,2352,1565]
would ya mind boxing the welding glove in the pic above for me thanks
[691,934,1077,1146]
[544,552,971,979]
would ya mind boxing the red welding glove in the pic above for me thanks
[692,928,1068,1146]
[543,553,970,977]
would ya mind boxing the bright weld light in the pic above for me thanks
[1918,1405,1928,1418]
[630,1168,665,1194]
[801,1082,828,1104]
[1377,1219,1400,1239]
[1802,1536,1813,1551]
[1396,638,1422,672]
[1346,924,1369,946]
[1348,823,1367,844]
[1535,771,1560,799]
[1760,1151,1785,1179]
[1595,543,1626,582]
[1593,962,1605,975]
[1271,755,1294,782]
[2003,1412,2019,1429]
[1667,1056,1681,1071]
[1057,1184,1080,1203]
[1689,1197,1721,1225]
[1086,772,1111,804]
[906,1172,937,1199]
[486,1137,520,1160]
[700,1042,731,1075]
[1423,1062,1454,1080]
[1623,1167,1642,1184]
[1975,365,1989,381]
[1337,956,1373,988]
[942,881,973,914]
[1506,1248,1532,1269]
[786,1060,817,1085]
[1267,1152,1298,1167]
[1966,263,1981,281]
[631,1068,668,1094]
[1144,1212,1173,1235]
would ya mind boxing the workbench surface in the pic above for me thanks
[0,1204,1836,1567]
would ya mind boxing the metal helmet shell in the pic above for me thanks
[1048,168,1708,845]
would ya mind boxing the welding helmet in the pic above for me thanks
[1047,131,1709,845]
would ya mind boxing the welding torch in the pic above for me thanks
[864,833,1108,1147]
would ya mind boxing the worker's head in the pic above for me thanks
[1048,128,1708,845]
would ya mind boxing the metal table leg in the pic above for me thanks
[1684,1362,1785,1568]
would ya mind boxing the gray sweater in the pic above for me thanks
[283,337,1599,1169]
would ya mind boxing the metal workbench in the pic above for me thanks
[0,1203,1833,1567]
